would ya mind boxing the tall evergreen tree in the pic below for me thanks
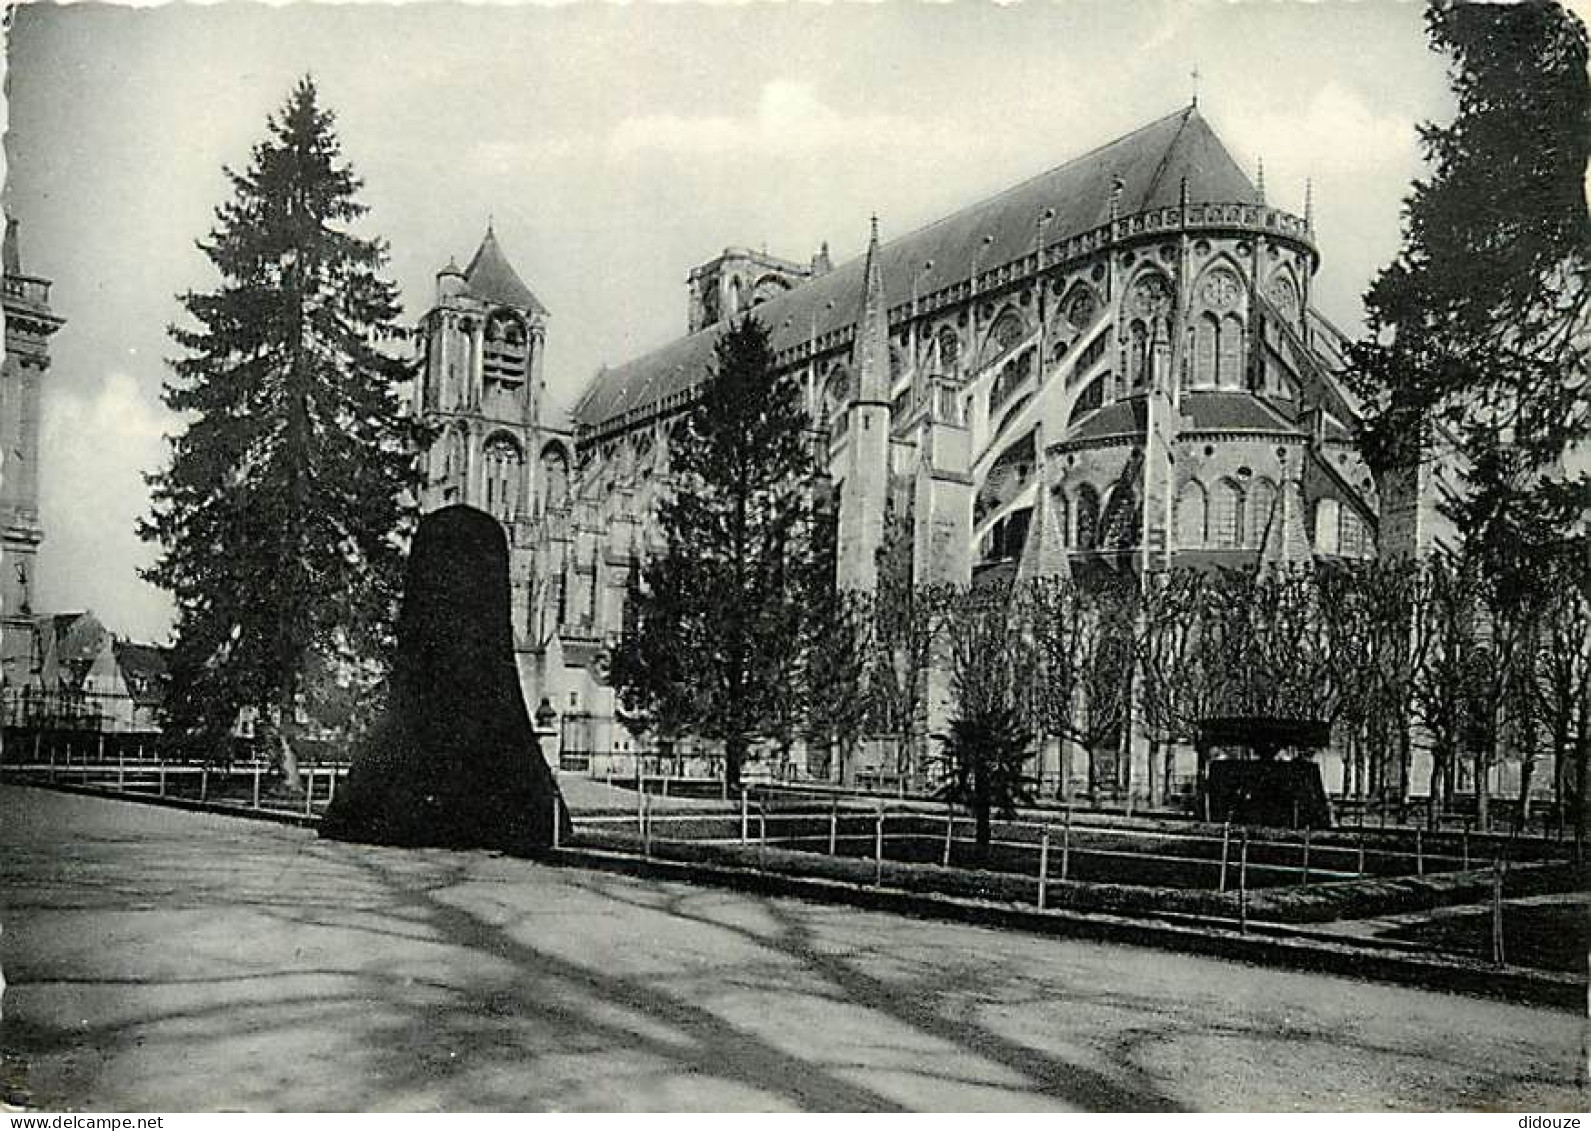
[1350,1,1590,577]
[142,78,421,790]
[611,315,816,792]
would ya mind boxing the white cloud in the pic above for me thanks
[607,80,967,159]
[37,371,174,640]
[1224,82,1417,183]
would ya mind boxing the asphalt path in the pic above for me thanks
[0,785,1582,1111]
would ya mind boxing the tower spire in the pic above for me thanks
[1304,177,1314,229]
[854,214,889,405]
[1256,157,1266,204]
[836,216,893,593]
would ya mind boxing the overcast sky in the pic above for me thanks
[7,0,1476,641]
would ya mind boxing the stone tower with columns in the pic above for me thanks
[1,217,64,692]
[413,225,550,650]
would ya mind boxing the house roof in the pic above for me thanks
[112,641,169,708]
[574,105,1259,432]
[463,227,547,315]
[48,611,107,666]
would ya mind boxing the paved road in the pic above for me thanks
[0,785,1582,1112]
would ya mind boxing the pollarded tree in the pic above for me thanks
[1134,569,1217,808]
[1322,561,1422,805]
[801,500,877,785]
[1025,575,1137,802]
[868,577,948,787]
[1407,554,1485,826]
[609,315,816,793]
[1529,548,1591,840]
[143,78,422,791]
[936,583,1036,847]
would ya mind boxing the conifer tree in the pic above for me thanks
[1350,1,1590,579]
[610,315,815,792]
[142,78,421,791]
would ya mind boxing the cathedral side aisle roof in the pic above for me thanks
[574,105,1258,433]
[464,227,548,315]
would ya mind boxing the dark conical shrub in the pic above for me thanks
[321,505,570,852]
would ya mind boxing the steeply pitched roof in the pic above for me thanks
[113,641,169,708]
[574,105,1258,432]
[463,227,547,315]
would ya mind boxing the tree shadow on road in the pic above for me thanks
[2,795,1579,1112]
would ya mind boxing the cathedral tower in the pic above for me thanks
[836,218,892,592]
[1,217,64,688]
[414,225,549,644]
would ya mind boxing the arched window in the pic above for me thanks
[1193,314,1219,388]
[443,426,468,502]
[483,435,524,523]
[822,367,850,435]
[982,308,1027,368]
[1314,498,1341,555]
[1249,479,1278,548]
[1217,314,1245,389]
[1127,320,1150,390]
[1212,479,1245,548]
[539,443,570,515]
[751,274,791,307]
[484,312,528,384]
[1065,286,1098,331]
[1074,484,1101,550]
[937,327,960,375]
[727,276,744,318]
[1102,485,1139,547]
[1340,507,1370,558]
[1175,479,1208,547]
[990,347,1033,412]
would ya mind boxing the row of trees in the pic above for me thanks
[860,555,1589,839]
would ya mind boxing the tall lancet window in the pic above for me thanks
[1249,479,1278,548]
[1175,479,1208,547]
[1127,320,1150,390]
[1074,484,1101,550]
[1212,479,1245,548]
[1217,315,1245,388]
[484,434,524,523]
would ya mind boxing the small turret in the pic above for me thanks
[811,241,833,277]
[437,257,465,301]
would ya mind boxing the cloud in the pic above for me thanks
[607,80,967,159]
[37,371,174,640]
[1224,82,1417,184]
